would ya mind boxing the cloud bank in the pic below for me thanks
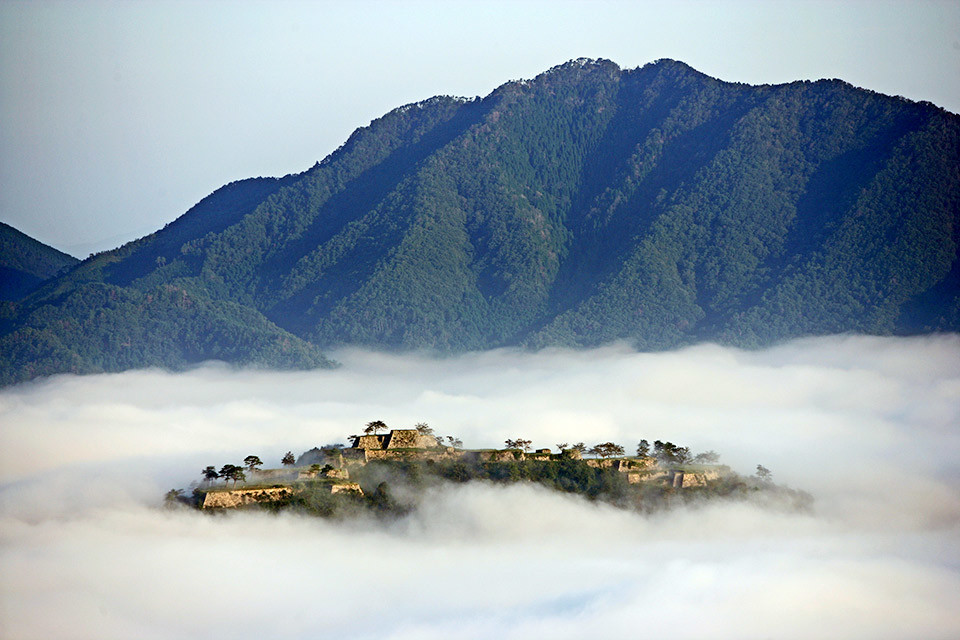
[2,335,959,638]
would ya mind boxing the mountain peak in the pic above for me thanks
[1,60,958,385]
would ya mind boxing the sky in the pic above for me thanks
[2,335,959,638]
[1,0,958,257]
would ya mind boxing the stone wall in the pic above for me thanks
[202,487,292,509]
[329,482,363,495]
[351,430,437,451]
[384,429,437,449]
[353,434,387,450]
[587,458,654,471]
[364,448,459,462]
[680,469,721,488]
[465,450,524,463]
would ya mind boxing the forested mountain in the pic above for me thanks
[0,222,78,301]
[2,58,958,385]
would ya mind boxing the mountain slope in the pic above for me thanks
[0,222,79,301]
[2,58,958,385]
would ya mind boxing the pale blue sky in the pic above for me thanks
[2,0,958,256]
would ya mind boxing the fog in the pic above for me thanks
[2,335,959,638]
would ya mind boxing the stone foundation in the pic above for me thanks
[201,487,292,509]
[329,482,363,495]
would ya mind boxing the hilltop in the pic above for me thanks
[3,58,959,385]
[170,426,810,517]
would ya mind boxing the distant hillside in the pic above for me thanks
[1,58,958,385]
[0,222,78,301]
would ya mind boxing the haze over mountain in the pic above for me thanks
[1,58,958,385]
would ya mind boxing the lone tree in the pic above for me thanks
[636,439,650,458]
[755,465,773,483]
[364,420,387,435]
[556,442,569,452]
[281,451,296,466]
[446,435,463,449]
[504,438,532,452]
[243,455,263,472]
[415,422,435,437]
[202,466,219,483]
[589,442,625,458]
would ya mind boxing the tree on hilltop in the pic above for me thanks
[653,440,690,465]
[504,438,532,452]
[281,451,296,466]
[202,466,219,483]
[415,422,434,436]
[694,450,720,464]
[755,465,773,483]
[636,440,650,459]
[446,435,463,449]
[556,442,569,452]
[364,420,387,435]
[243,455,263,472]
[589,442,625,458]
[218,464,244,486]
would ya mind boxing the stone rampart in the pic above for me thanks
[680,469,722,488]
[354,434,387,450]
[587,458,654,471]
[329,482,363,495]
[352,430,438,451]
[384,429,437,449]
[466,450,525,463]
[364,448,460,462]
[202,487,292,509]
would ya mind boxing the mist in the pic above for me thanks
[2,335,959,638]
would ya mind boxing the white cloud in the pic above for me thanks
[1,335,959,638]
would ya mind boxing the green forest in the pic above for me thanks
[2,58,958,385]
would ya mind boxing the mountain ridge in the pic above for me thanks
[0,222,79,303]
[1,58,957,385]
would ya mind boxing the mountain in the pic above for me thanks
[0,222,79,301]
[1,58,958,385]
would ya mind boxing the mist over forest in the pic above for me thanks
[2,335,958,639]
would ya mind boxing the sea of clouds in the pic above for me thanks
[1,335,959,639]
